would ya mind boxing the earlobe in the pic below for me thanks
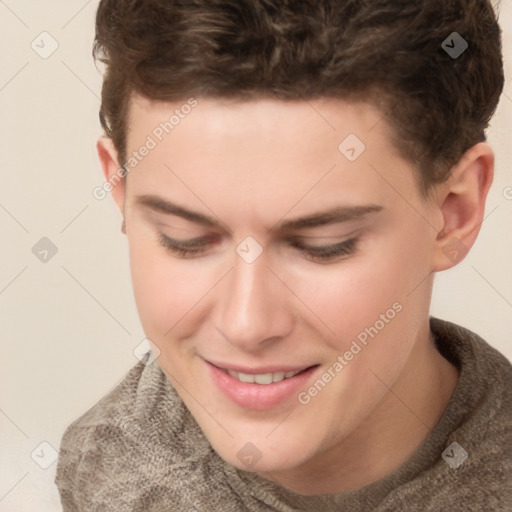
[96,136,126,213]
[432,143,494,271]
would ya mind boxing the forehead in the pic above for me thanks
[123,95,418,226]
[127,94,386,141]
[125,94,402,176]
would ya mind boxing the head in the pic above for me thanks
[94,0,503,473]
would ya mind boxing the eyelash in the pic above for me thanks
[158,233,359,262]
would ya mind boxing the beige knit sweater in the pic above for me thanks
[55,318,512,511]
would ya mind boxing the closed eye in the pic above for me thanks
[157,233,360,263]
[290,237,359,262]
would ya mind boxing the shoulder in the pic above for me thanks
[397,318,512,510]
[55,360,150,481]
[430,317,512,371]
[406,448,512,511]
[429,317,512,415]
[61,359,145,434]
[429,317,512,452]
[54,357,212,509]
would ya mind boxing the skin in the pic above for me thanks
[97,95,493,494]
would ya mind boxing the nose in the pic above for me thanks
[212,249,294,352]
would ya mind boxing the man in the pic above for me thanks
[56,0,512,510]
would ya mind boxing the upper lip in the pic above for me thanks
[206,359,318,374]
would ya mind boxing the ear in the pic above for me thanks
[96,136,126,217]
[432,142,494,271]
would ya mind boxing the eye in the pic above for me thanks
[158,232,360,262]
[291,237,359,263]
[158,233,211,257]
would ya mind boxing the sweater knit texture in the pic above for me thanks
[55,317,512,511]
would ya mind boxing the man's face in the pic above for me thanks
[119,96,441,472]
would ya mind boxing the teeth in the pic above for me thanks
[226,368,303,384]
[238,372,256,383]
[254,373,273,385]
[272,371,285,382]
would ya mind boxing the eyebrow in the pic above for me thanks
[135,194,383,232]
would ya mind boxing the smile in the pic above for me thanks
[224,368,304,384]
[206,360,320,410]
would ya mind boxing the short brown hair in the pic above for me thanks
[93,0,504,196]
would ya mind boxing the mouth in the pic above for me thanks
[220,366,313,384]
[205,360,321,410]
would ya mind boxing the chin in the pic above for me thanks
[206,431,316,474]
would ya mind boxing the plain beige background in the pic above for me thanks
[1,1,511,510]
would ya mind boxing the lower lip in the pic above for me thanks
[206,361,319,410]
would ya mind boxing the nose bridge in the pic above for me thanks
[215,250,292,348]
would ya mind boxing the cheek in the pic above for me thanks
[294,252,400,334]
[128,238,209,337]
[293,227,430,355]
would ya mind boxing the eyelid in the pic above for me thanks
[160,234,211,248]
[291,225,363,240]
[292,237,358,253]
[161,232,359,249]
[158,232,361,262]
[293,237,355,249]
[160,229,361,246]
[146,211,214,237]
